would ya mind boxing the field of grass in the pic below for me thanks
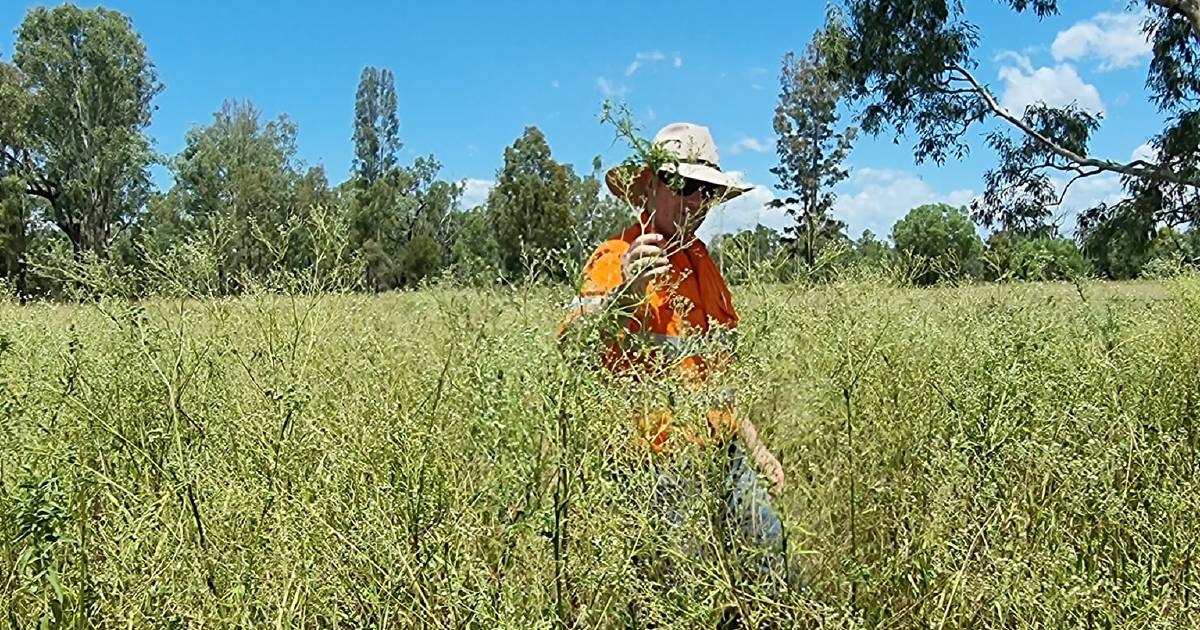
[2,278,1200,628]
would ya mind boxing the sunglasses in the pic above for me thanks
[658,172,722,200]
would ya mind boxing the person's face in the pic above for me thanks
[647,172,723,241]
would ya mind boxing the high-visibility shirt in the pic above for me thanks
[561,220,740,452]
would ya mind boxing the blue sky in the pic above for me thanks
[0,1,1162,240]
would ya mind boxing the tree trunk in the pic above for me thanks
[807,224,816,266]
[15,206,28,303]
[68,224,84,262]
[806,122,821,268]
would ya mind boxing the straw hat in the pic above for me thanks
[605,122,753,205]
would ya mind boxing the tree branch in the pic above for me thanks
[934,86,984,96]
[1148,0,1200,43]
[1052,168,1106,207]
[0,145,33,178]
[24,181,54,202]
[1034,161,1107,178]
[948,63,1200,189]
[2,145,58,203]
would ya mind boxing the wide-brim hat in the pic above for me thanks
[604,122,753,206]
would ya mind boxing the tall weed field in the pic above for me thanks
[2,278,1199,627]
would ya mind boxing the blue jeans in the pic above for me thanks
[651,441,787,581]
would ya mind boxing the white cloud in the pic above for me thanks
[625,50,667,77]
[996,52,1105,116]
[1052,12,1150,71]
[551,79,560,89]
[700,168,986,241]
[728,137,771,155]
[1039,172,1124,235]
[459,178,493,210]
[673,55,683,68]
[698,177,786,241]
[834,168,978,238]
[751,83,764,91]
[1131,142,1156,163]
[1060,173,1124,213]
[596,77,629,98]
[646,107,657,121]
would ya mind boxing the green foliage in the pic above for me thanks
[568,158,636,263]
[6,5,162,257]
[398,232,442,286]
[448,204,501,285]
[1011,236,1089,281]
[352,66,401,187]
[788,215,852,275]
[488,126,577,281]
[0,3,1192,297]
[1140,226,1200,278]
[983,230,1019,281]
[836,0,1199,238]
[769,11,856,266]
[891,203,984,285]
[1081,207,1157,280]
[711,224,789,285]
[853,229,890,265]
[149,99,325,293]
[0,176,33,298]
[977,104,1100,233]
[349,155,463,290]
[984,231,1090,282]
[2,472,75,627]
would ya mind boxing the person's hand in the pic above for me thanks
[615,233,670,307]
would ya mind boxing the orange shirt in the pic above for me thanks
[562,221,739,452]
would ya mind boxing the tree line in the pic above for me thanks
[1,3,1198,301]
[713,201,1200,286]
[0,6,634,300]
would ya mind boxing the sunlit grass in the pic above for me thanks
[2,277,1198,627]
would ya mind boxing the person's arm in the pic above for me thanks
[737,415,785,493]
[710,389,785,493]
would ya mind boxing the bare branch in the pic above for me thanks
[934,87,983,96]
[1052,168,1106,207]
[949,63,1200,189]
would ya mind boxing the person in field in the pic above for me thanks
[559,122,788,584]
